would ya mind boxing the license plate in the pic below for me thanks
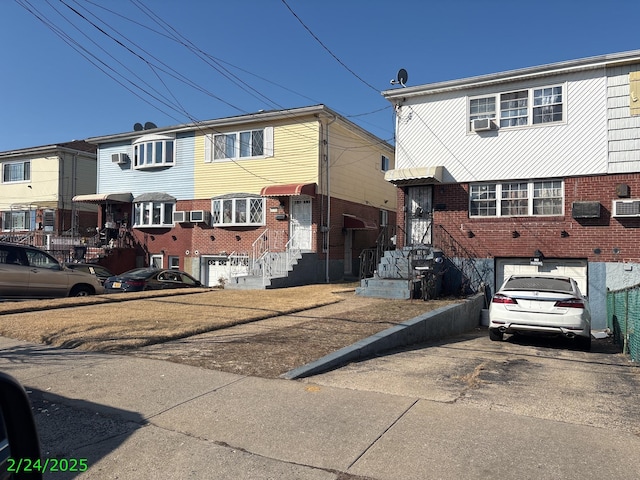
[112,282,121,288]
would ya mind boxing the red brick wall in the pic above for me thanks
[396,174,640,263]
[130,195,393,269]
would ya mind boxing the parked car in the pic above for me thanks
[104,268,203,292]
[489,275,592,350]
[64,263,115,285]
[0,242,104,299]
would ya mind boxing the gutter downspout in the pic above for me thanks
[324,115,337,283]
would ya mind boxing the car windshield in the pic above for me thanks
[122,268,158,278]
[503,276,573,293]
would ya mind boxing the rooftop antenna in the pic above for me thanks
[390,68,408,87]
[144,121,157,130]
[133,123,143,131]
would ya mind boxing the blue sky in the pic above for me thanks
[1,0,639,152]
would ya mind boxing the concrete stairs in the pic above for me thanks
[355,248,413,299]
[355,246,442,300]
[225,251,303,290]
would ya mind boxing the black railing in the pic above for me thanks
[432,224,489,294]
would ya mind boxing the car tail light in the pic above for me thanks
[555,298,585,308]
[126,279,146,287]
[492,294,517,304]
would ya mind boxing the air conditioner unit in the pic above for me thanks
[172,211,188,223]
[472,118,495,132]
[190,210,211,224]
[613,199,640,217]
[111,152,129,164]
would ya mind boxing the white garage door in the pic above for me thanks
[496,258,588,296]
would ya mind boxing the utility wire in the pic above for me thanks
[280,0,380,93]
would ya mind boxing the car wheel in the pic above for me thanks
[575,335,591,352]
[489,328,504,341]
[70,285,93,297]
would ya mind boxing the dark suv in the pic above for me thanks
[0,242,104,298]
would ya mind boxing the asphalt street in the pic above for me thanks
[1,329,638,480]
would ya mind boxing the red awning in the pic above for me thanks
[343,214,377,230]
[260,183,316,197]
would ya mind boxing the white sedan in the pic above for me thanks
[489,275,591,350]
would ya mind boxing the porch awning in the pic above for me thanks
[260,183,316,197]
[133,192,176,202]
[384,166,444,185]
[343,214,377,230]
[72,192,132,203]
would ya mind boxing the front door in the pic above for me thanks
[406,185,433,245]
[290,196,312,251]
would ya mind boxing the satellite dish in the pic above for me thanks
[144,121,157,130]
[390,68,408,87]
[133,123,143,131]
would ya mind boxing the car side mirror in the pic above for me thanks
[0,372,42,480]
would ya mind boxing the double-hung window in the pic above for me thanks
[211,196,264,226]
[470,180,563,217]
[133,201,175,227]
[206,127,273,162]
[2,161,30,183]
[533,86,563,124]
[469,84,564,131]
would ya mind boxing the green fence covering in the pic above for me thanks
[607,285,640,362]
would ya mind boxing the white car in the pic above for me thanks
[489,275,591,350]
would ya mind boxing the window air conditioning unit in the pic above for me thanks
[172,211,188,223]
[612,199,640,217]
[190,210,211,224]
[111,152,129,164]
[472,118,496,132]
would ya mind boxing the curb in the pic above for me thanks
[282,293,485,379]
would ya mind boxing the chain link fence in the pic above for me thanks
[607,284,640,362]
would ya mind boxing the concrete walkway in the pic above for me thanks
[1,335,638,480]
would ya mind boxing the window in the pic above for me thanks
[500,90,528,127]
[470,184,497,217]
[469,84,564,130]
[133,136,175,168]
[206,127,273,162]
[469,180,563,217]
[501,182,528,216]
[169,256,179,269]
[133,202,174,227]
[211,197,264,226]
[381,155,390,172]
[2,211,29,231]
[469,97,496,126]
[214,130,263,159]
[3,161,30,183]
[533,180,563,215]
[533,86,563,124]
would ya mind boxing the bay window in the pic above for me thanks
[211,196,264,226]
[133,201,175,227]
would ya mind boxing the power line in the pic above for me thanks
[280,0,381,94]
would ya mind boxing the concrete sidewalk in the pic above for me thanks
[1,336,638,480]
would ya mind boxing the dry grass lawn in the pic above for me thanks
[0,283,464,377]
[0,285,354,351]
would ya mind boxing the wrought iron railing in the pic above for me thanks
[432,224,488,294]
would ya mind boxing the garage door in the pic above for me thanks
[495,258,588,295]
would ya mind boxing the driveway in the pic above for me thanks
[304,330,640,436]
